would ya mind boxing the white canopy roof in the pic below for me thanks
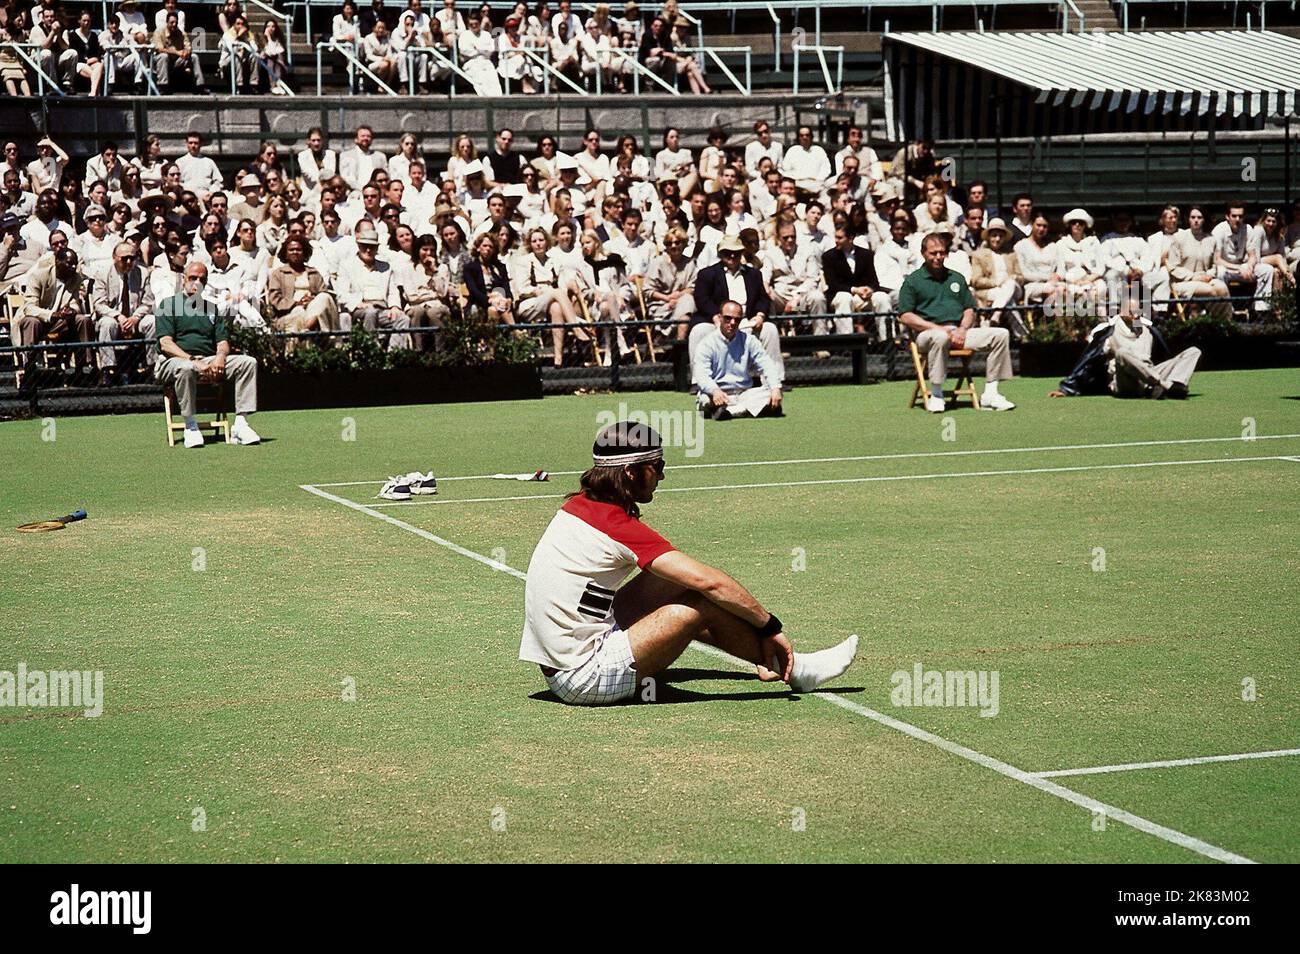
[886,30,1300,118]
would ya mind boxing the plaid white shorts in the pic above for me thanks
[545,627,639,706]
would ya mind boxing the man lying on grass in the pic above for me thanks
[519,421,858,705]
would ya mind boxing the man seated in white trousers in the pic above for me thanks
[1213,201,1274,315]
[898,234,1015,412]
[693,300,784,420]
[1050,305,1200,400]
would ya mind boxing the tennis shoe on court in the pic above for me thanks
[925,394,946,413]
[183,428,204,449]
[231,419,261,444]
[979,392,1016,411]
[377,476,413,501]
[405,471,438,495]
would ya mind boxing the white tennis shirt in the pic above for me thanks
[519,493,675,671]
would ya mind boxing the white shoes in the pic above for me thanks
[231,419,262,444]
[377,476,413,501]
[925,394,946,413]
[183,428,204,449]
[405,471,438,495]
[979,391,1016,411]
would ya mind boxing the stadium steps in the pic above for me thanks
[1074,1,1121,31]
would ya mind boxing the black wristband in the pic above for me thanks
[756,613,783,638]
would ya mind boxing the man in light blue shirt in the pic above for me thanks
[693,300,784,419]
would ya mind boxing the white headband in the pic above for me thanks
[592,448,663,467]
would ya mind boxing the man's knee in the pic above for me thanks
[831,291,853,314]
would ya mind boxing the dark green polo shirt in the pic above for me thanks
[155,293,226,357]
[897,266,976,325]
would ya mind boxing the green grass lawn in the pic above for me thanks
[2,369,1297,862]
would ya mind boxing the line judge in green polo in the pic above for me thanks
[155,261,262,448]
[898,233,1016,412]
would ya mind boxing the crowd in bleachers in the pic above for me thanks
[0,0,712,96]
[332,0,710,95]
[2,121,1298,386]
[0,0,291,95]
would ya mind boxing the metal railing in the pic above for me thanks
[225,38,294,96]
[791,44,844,95]
[0,40,65,97]
[1061,0,1086,33]
[246,0,294,64]
[101,41,161,97]
[315,39,398,96]
[674,46,752,96]
[402,44,473,96]
[607,47,680,96]
[1119,0,1281,31]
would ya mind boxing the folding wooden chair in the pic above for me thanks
[908,339,979,409]
[631,276,656,362]
[1167,285,1189,321]
[570,288,603,366]
[162,378,231,446]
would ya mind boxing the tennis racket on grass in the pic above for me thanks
[16,509,88,533]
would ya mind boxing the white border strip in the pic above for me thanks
[1032,748,1300,779]
[363,455,1293,508]
[309,433,1300,487]
[299,481,1258,864]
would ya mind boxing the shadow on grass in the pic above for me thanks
[529,680,866,706]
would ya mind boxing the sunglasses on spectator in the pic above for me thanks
[664,240,684,247]
[118,254,137,262]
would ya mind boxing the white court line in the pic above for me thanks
[308,433,1300,487]
[299,481,1257,864]
[363,454,1293,508]
[1032,748,1300,779]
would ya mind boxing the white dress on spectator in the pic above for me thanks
[331,14,359,46]
[458,26,501,96]
[744,139,783,179]
[435,8,466,38]
[654,146,694,185]
[153,9,186,32]
[725,211,758,235]
[497,31,541,86]
[132,157,166,191]
[117,10,148,37]
[1057,235,1105,286]
[780,144,831,192]
[575,150,610,188]
[695,224,725,269]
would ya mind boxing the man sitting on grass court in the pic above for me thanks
[518,421,858,705]
[899,233,1016,413]
[693,300,784,420]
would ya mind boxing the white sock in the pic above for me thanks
[790,634,859,693]
[983,380,1001,397]
[184,417,198,430]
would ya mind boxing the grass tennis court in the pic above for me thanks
[3,369,1298,863]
